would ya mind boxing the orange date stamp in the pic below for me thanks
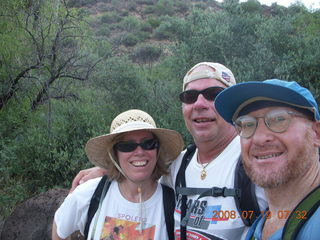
[260,210,307,220]
[211,210,307,220]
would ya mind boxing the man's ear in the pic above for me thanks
[312,121,320,147]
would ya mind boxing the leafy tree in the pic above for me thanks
[153,16,185,40]
[240,0,263,14]
[92,56,148,112]
[0,87,113,217]
[0,0,98,111]
[2,0,320,221]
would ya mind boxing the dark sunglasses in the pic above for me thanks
[114,138,159,152]
[179,87,224,104]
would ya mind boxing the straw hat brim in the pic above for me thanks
[85,127,184,170]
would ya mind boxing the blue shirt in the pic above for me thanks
[245,207,320,240]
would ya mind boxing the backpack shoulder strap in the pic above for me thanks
[175,143,196,240]
[234,155,261,226]
[161,184,175,240]
[282,184,320,240]
[175,143,196,190]
[84,175,111,239]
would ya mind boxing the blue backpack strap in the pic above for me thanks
[245,213,261,240]
[175,143,196,240]
[282,184,320,240]
[234,156,261,226]
[161,184,175,240]
[84,175,111,239]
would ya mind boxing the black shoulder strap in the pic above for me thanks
[175,144,261,237]
[84,177,176,240]
[282,184,320,240]
[175,143,196,240]
[161,184,175,240]
[234,155,261,226]
[84,175,111,239]
[175,144,197,191]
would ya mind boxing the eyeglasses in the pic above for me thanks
[234,109,308,139]
[114,138,159,152]
[179,87,224,104]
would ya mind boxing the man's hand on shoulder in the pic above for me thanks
[70,166,107,192]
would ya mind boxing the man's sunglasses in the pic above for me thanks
[179,87,224,104]
[114,138,159,152]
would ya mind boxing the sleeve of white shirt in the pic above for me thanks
[54,177,102,238]
[160,150,186,188]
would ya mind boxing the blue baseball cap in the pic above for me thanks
[215,79,320,124]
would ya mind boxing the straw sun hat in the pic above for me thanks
[85,109,184,170]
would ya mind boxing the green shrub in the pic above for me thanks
[67,0,97,7]
[241,0,263,14]
[154,0,175,16]
[93,56,149,111]
[120,10,129,17]
[131,44,162,63]
[0,89,114,217]
[119,16,141,32]
[144,5,155,14]
[95,24,111,36]
[194,2,207,10]
[175,1,190,13]
[146,17,161,28]
[136,0,155,5]
[100,12,121,24]
[111,0,122,10]
[127,1,138,11]
[136,31,151,41]
[140,22,153,32]
[153,26,171,40]
[120,32,139,46]
[95,2,110,12]
[153,17,184,40]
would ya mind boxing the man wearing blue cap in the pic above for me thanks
[215,79,320,240]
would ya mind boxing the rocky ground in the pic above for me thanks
[0,188,85,240]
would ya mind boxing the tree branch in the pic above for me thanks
[0,63,41,110]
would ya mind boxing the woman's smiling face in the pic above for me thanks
[116,130,158,184]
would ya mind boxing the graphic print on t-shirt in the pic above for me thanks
[175,196,228,240]
[176,196,227,226]
[100,216,156,240]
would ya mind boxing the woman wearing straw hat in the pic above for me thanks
[52,109,184,240]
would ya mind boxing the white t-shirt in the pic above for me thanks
[161,136,267,240]
[54,178,169,240]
